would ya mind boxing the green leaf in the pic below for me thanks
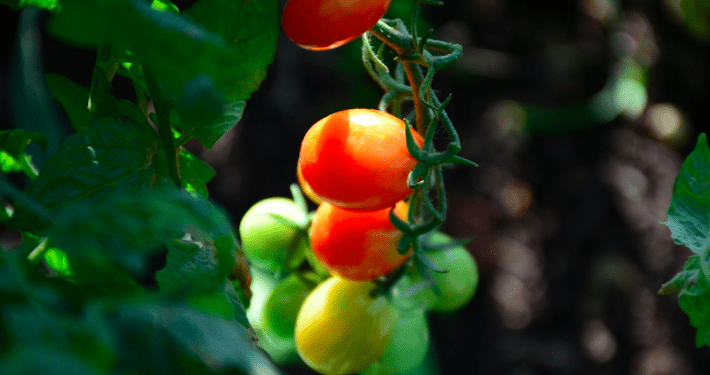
[96,48,149,96]
[0,0,59,11]
[672,255,710,347]
[121,305,279,374]
[174,74,225,132]
[48,187,236,279]
[172,99,245,149]
[664,134,710,255]
[0,345,102,375]
[46,73,89,131]
[88,66,121,120]
[183,0,279,102]
[27,117,161,212]
[47,0,233,97]
[44,247,71,277]
[7,117,163,233]
[0,129,47,177]
[156,237,248,327]
[151,0,179,14]
[179,150,215,198]
[157,238,224,295]
[163,0,278,148]
[116,99,150,128]
[181,150,215,184]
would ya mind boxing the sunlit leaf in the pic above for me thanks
[664,134,710,255]
[1,0,59,11]
[673,256,710,347]
[0,129,47,177]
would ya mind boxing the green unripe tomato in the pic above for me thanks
[239,197,308,272]
[245,267,281,332]
[367,308,430,375]
[392,232,479,312]
[263,275,312,339]
[246,267,302,366]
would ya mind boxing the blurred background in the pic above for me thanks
[2,0,710,373]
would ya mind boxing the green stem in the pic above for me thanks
[21,158,39,180]
[144,66,181,187]
[370,21,434,135]
[26,237,49,265]
[0,176,52,223]
[373,260,409,298]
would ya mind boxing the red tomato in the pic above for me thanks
[281,0,393,50]
[310,200,411,281]
[297,163,323,205]
[298,109,424,211]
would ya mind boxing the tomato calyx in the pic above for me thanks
[376,230,472,297]
[272,184,314,277]
[388,231,479,312]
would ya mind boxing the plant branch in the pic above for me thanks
[144,65,181,187]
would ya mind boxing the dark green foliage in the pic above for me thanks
[1,0,279,373]
[662,134,710,348]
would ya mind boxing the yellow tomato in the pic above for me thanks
[295,277,398,375]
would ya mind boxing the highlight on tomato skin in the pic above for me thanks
[297,164,323,205]
[281,0,393,50]
[310,200,412,281]
[297,108,424,212]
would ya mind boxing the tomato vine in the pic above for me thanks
[356,2,478,294]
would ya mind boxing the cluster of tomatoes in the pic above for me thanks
[237,1,478,374]
[238,110,479,375]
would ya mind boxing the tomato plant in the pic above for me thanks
[281,0,393,50]
[0,0,479,373]
[297,109,424,211]
[0,0,282,372]
[239,197,309,273]
[310,200,411,281]
[392,232,479,312]
[295,277,398,375]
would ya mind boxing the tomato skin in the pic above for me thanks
[362,308,430,375]
[297,164,323,205]
[310,201,411,281]
[245,268,301,366]
[245,267,281,332]
[392,232,479,312]
[262,275,312,340]
[295,277,398,375]
[282,0,393,50]
[298,109,424,211]
[238,197,307,272]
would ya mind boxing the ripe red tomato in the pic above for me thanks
[298,109,424,211]
[310,200,411,281]
[297,164,323,205]
[281,0,393,50]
